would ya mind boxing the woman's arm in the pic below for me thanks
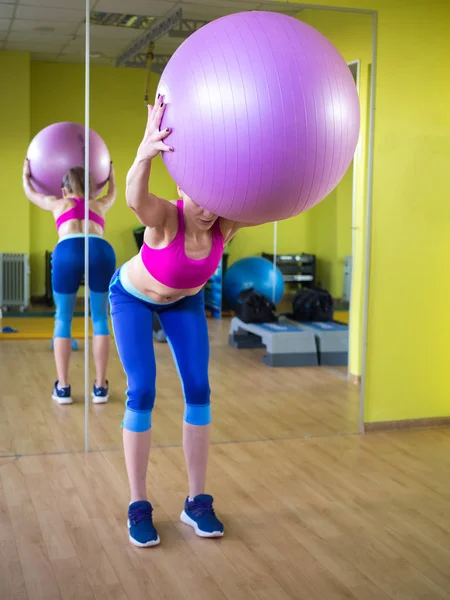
[126,157,173,227]
[96,162,116,210]
[22,159,58,211]
[126,101,174,227]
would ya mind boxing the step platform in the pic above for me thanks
[280,317,349,366]
[228,317,318,367]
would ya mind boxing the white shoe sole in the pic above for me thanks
[129,534,160,548]
[127,519,160,548]
[52,394,73,405]
[180,510,224,538]
[92,393,109,404]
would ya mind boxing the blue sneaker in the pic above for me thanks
[92,380,109,404]
[52,381,72,405]
[128,501,160,547]
[180,494,224,537]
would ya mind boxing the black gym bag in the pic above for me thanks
[235,288,277,324]
[290,287,334,322]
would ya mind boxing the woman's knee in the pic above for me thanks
[123,384,156,432]
[183,379,211,426]
[90,291,110,336]
[53,292,77,338]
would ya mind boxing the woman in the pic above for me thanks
[110,99,261,548]
[23,160,116,405]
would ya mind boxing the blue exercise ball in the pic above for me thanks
[224,257,285,307]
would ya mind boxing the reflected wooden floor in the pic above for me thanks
[0,319,359,456]
[1,428,450,600]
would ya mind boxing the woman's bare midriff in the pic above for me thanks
[127,254,203,303]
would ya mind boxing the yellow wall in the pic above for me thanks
[275,0,450,424]
[29,62,176,296]
[0,52,30,254]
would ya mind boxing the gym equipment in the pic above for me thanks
[262,253,316,288]
[50,338,79,351]
[223,257,284,308]
[229,317,318,367]
[157,11,360,223]
[27,122,110,197]
[280,316,348,366]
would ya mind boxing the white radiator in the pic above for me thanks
[0,253,30,312]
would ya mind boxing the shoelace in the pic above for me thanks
[188,500,215,518]
[129,505,153,526]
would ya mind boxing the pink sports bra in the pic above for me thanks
[55,197,105,232]
[141,200,224,290]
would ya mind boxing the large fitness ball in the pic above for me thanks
[157,11,360,223]
[27,122,110,197]
[223,257,285,307]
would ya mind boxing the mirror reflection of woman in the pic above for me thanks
[23,160,117,404]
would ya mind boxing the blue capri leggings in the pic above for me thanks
[109,267,211,432]
[52,234,116,339]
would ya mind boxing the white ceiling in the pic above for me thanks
[0,0,301,66]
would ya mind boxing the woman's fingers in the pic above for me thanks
[156,127,171,141]
[153,98,166,128]
[158,140,174,153]
[23,158,30,177]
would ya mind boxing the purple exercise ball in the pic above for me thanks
[157,11,360,223]
[27,122,110,197]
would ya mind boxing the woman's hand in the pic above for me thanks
[108,161,115,182]
[23,158,31,182]
[136,99,173,162]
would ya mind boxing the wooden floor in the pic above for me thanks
[1,429,450,599]
[1,321,450,599]
[0,319,359,456]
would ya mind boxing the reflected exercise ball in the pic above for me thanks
[27,122,110,197]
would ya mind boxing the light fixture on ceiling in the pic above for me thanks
[90,11,154,29]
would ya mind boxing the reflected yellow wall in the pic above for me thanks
[0,52,30,254]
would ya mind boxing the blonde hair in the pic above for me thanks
[61,167,96,198]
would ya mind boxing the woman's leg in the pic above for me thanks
[89,238,116,398]
[89,290,111,395]
[110,276,159,546]
[51,239,84,403]
[158,292,223,537]
[53,292,77,387]
[182,420,210,498]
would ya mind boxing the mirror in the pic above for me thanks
[84,1,372,452]
[0,1,373,458]
[0,1,90,456]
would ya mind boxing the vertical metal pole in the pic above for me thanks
[359,11,378,435]
[84,0,90,453]
[272,221,278,303]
